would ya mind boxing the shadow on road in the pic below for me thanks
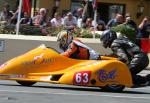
[1,83,150,95]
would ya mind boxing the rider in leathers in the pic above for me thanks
[100,30,150,86]
[57,30,100,60]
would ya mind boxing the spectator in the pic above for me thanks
[92,13,106,31]
[82,18,93,29]
[50,12,63,27]
[76,1,88,28]
[33,8,50,35]
[124,13,137,31]
[34,10,39,16]
[62,12,77,30]
[34,8,50,27]
[31,10,39,25]
[123,13,138,44]
[20,12,30,25]
[0,3,13,24]
[138,16,150,38]
[10,6,24,25]
[76,8,84,28]
[106,13,123,28]
[96,21,106,31]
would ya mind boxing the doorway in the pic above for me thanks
[97,3,125,24]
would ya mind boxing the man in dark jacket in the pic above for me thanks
[100,29,150,86]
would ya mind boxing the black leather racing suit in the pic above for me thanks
[111,37,149,85]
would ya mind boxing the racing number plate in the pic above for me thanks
[73,71,91,85]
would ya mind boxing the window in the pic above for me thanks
[108,5,124,20]
[98,3,125,23]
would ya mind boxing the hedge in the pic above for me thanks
[0,24,136,41]
[0,25,100,38]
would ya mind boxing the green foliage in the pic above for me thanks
[46,26,65,36]
[111,24,136,41]
[0,25,100,38]
[76,28,100,38]
[0,24,16,34]
[19,25,42,35]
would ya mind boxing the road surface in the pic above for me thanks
[0,79,150,103]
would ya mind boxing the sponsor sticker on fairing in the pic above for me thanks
[0,74,26,79]
[98,69,117,82]
[9,74,26,78]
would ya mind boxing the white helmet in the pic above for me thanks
[57,30,73,50]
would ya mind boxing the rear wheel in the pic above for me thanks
[16,81,36,86]
[101,85,125,92]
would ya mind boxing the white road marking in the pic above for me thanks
[0,89,150,99]
[127,87,150,90]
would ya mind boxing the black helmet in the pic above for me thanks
[100,30,117,48]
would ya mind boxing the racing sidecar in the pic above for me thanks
[0,44,133,92]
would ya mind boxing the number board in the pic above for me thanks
[73,71,91,85]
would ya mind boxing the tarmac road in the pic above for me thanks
[0,79,150,103]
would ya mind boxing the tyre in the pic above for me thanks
[101,85,125,92]
[16,81,36,86]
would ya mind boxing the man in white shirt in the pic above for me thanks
[76,1,88,28]
[62,12,77,30]
[50,12,63,27]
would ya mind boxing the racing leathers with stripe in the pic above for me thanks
[61,39,100,60]
[110,37,149,85]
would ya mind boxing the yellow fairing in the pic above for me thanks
[0,44,133,88]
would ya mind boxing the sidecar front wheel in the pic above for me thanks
[101,85,125,92]
[16,81,36,86]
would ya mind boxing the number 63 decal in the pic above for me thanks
[73,71,91,85]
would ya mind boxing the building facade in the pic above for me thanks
[33,0,150,24]
[0,0,150,24]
